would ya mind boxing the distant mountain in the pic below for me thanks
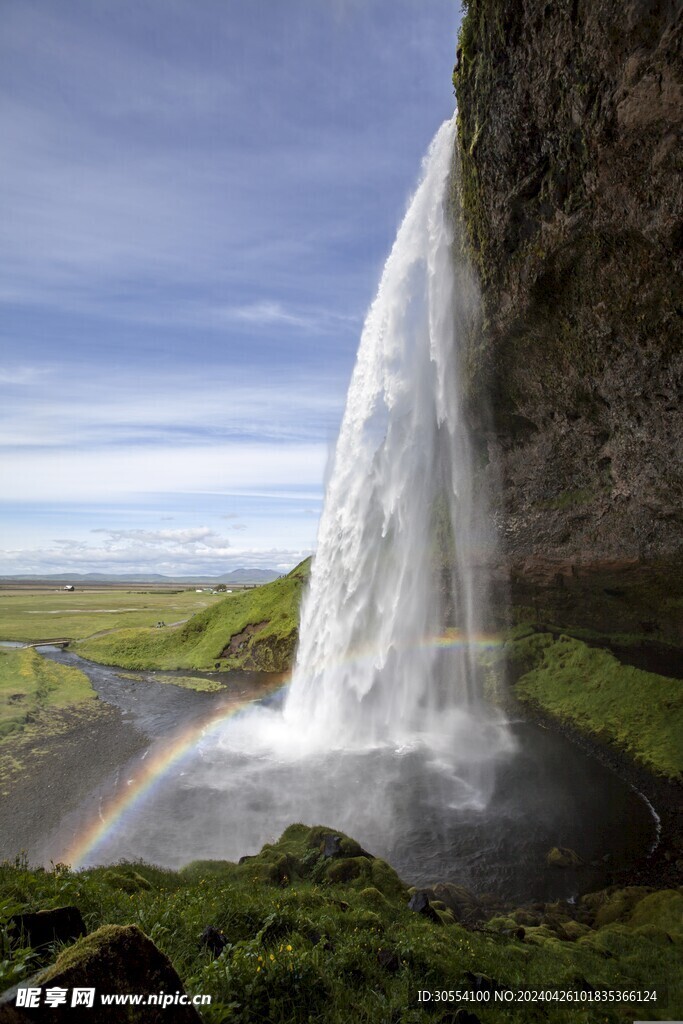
[0,569,282,585]
[215,569,280,584]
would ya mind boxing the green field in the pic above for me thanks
[0,588,224,643]
[76,559,311,673]
[0,647,95,740]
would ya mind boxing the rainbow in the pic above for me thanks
[62,675,289,869]
[63,631,502,869]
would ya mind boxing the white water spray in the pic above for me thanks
[55,119,526,882]
[285,117,504,762]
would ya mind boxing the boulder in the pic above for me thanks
[407,891,441,923]
[7,907,85,951]
[464,971,500,994]
[199,925,226,958]
[453,1011,481,1024]
[0,924,202,1022]
[546,846,582,868]
[376,948,401,972]
[432,882,484,924]
[322,834,343,858]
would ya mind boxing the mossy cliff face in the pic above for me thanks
[453,0,682,637]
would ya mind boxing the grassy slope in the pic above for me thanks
[1,825,680,1023]
[501,631,683,780]
[75,559,311,673]
[0,647,95,740]
[0,589,221,643]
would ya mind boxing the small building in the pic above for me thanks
[63,585,74,592]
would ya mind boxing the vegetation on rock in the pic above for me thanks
[1,825,681,1022]
[488,630,683,779]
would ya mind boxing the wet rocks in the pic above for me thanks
[322,834,343,858]
[199,925,226,958]
[546,846,583,868]
[407,890,442,923]
[453,0,683,632]
[7,907,85,952]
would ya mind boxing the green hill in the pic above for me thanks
[75,558,311,673]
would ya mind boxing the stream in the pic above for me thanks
[31,645,658,904]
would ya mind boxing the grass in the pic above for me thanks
[0,588,224,643]
[75,559,311,673]
[115,671,225,693]
[1,824,680,1023]
[504,632,683,779]
[0,647,95,740]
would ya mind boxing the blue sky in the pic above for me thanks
[1,0,460,576]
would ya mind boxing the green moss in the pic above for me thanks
[539,487,595,510]
[102,869,153,893]
[75,558,311,673]
[546,846,582,868]
[2,823,682,1021]
[357,887,390,912]
[325,858,368,885]
[627,890,683,935]
[510,633,683,778]
[39,924,136,983]
[0,648,94,741]
[369,859,406,901]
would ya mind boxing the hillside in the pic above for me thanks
[452,0,683,642]
[75,558,311,673]
[1,824,681,1022]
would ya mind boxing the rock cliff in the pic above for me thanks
[452,0,683,640]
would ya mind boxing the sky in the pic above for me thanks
[1,0,461,576]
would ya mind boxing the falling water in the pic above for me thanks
[43,117,659,897]
[284,116,505,769]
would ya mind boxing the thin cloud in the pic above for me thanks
[0,366,51,385]
[225,300,360,333]
[0,442,328,503]
[91,527,226,546]
[0,368,345,449]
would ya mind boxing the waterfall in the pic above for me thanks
[284,117,502,757]
[63,119,661,894]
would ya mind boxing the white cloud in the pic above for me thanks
[0,535,312,576]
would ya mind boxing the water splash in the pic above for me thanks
[54,118,517,875]
[284,117,508,774]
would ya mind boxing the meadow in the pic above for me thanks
[0,587,224,644]
[75,560,311,673]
